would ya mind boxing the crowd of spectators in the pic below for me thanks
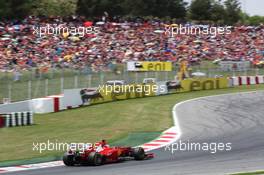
[0,16,263,74]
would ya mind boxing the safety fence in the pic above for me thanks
[0,75,264,116]
[0,77,229,114]
[1,67,264,103]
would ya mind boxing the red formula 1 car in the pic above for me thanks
[63,141,154,166]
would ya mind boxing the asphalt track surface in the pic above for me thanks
[6,91,264,175]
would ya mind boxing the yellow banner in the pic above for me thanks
[141,62,172,71]
[85,78,228,105]
[181,77,228,92]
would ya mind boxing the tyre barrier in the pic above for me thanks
[0,111,33,128]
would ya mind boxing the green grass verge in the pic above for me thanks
[230,171,264,175]
[111,132,161,147]
[0,84,264,166]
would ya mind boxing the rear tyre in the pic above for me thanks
[133,147,145,160]
[63,153,75,166]
[87,152,103,166]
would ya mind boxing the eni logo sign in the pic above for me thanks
[190,79,220,91]
[127,61,172,71]
[140,62,172,71]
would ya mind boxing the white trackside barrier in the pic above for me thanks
[230,75,264,86]
[30,95,65,114]
[0,95,64,114]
